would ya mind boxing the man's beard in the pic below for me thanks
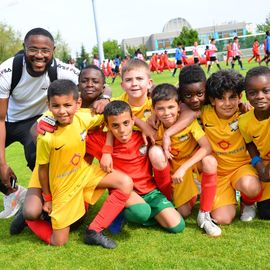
[25,54,53,77]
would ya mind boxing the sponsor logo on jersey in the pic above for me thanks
[139,144,147,156]
[143,109,151,119]
[229,119,239,132]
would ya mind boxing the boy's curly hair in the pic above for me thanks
[206,69,244,99]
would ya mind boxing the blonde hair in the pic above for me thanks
[121,59,150,78]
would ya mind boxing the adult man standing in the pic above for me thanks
[0,28,80,218]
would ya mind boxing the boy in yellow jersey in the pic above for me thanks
[10,65,110,235]
[16,80,133,248]
[151,83,221,237]
[203,70,262,224]
[239,66,270,219]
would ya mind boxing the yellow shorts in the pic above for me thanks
[173,165,199,208]
[28,165,105,205]
[28,165,41,189]
[212,164,257,210]
[51,163,106,230]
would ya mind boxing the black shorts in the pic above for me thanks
[210,56,217,62]
[176,60,182,65]
[233,55,241,61]
[194,57,199,64]
[114,66,120,74]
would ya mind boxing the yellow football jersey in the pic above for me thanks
[36,111,104,229]
[155,119,205,173]
[201,105,251,175]
[113,92,152,122]
[239,109,270,161]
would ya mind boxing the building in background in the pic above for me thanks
[121,17,255,54]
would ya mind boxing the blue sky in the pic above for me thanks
[1,0,269,56]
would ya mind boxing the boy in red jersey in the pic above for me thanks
[225,40,233,66]
[86,100,185,233]
[239,66,270,219]
[248,39,261,64]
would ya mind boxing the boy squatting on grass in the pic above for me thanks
[86,100,185,233]
[160,65,263,224]
[149,83,221,237]
[10,65,111,233]
[12,79,133,249]
[239,66,270,219]
[100,59,173,201]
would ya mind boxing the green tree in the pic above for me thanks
[257,13,270,32]
[92,39,122,60]
[126,44,147,58]
[76,45,90,69]
[172,26,199,48]
[0,22,22,63]
[54,31,71,63]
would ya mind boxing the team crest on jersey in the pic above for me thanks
[229,119,239,132]
[218,140,230,150]
[70,153,81,166]
[80,130,87,141]
[178,134,189,142]
[139,144,147,156]
[143,109,151,119]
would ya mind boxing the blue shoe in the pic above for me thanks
[108,212,125,235]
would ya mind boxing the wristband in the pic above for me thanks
[102,145,113,154]
[42,192,52,202]
[251,156,262,167]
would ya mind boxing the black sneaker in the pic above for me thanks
[10,207,26,235]
[84,229,117,249]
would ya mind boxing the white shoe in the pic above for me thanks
[197,210,222,237]
[0,185,27,219]
[240,203,256,222]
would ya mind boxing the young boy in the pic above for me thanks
[239,66,270,219]
[86,100,185,233]
[13,80,133,248]
[10,65,110,235]
[103,59,170,199]
[158,66,262,224]
[203,70,262,224]
[231,36,245,70]
[207,38,221,73]
[150,83,221,237]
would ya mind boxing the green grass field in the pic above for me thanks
[1,60,270,270]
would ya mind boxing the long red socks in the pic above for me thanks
[153,163,172,201]
[89,189,130,232]
[26,220,52,244]
[200,172,217,212]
